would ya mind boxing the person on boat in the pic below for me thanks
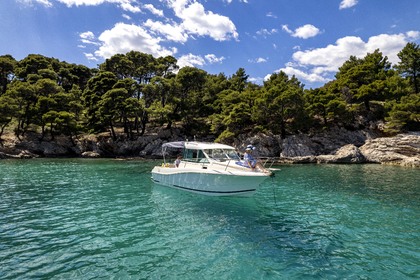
[244,145,258,170]
[244,145,269,173]
[174,155,182,167]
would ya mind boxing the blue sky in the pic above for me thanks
[1,0,419,88]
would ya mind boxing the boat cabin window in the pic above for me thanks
[204,149,240,161]
[183,149,209,163]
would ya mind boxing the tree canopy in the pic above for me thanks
[0,45,419,143]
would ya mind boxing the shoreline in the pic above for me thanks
[1,130,419,168]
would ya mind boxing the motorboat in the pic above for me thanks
[151,141,273,196]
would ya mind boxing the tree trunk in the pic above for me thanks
[49,123,55,141]
[364,99,370,111]
[140,111,148,136]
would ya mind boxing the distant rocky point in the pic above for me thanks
[0,129,419,168]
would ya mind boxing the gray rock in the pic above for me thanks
[359,133,420,167]
[280,134,317,157]
[316,144,365,163]
[81,151,101,158]
[2,129,419,168]
[278,128,375,158]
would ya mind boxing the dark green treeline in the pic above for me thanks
[0,44,419,143]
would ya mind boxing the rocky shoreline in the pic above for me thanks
[1,129,419,168]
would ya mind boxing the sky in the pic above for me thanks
[1,0,419,88]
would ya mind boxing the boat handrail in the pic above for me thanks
[259,157,281,169]
[224,158,232,171]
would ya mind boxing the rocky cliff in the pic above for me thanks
[1,129,419,167]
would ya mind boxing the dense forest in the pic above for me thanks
[0,43,419,144]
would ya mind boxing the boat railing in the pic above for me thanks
[224,159,232,171]
[259,157,281,169]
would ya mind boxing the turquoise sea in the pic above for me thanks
[0,159,419,279]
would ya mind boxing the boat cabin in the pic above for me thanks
[162,141,241,165]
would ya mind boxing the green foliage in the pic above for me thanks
[175,67,207,127]
[0,55,17,94]
[395,42,420,93]
[254,72,307,138]
[0,45,419,144]
[385,94,420,133]
[82,71,118,132]
[0,95,18,138]
[335,50,393,111]
[215,129,235,143]
[229,68,249,92]
[304,86,350,127]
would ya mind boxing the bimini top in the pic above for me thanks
[162,141,235,150]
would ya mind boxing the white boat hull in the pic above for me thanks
[151,166,269,196]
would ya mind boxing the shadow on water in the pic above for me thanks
[149,183,344,278]
[148,163,420,278]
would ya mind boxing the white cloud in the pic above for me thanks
[120,2,140,13]
[79,31,101,45]
[177,53,206,68]
[17,0,53,7]
[293,24,320,39]
[94,22,177,59]
[292,36,366,68]
[281,24,292,34]
[23,0,238,66]
[266,12,277,18]
[224,0,248,3]
[24,0,141,12]
[365,33,413,63]
[36,0,53,6]
[56,0,141,12]
[273,66,329,83]
[143,4,164,17]
[249,57,267,63]
[84,52,99,61]
[168,0,238,41]
[339,0,358,10]
[406,30,420,39]
[177,53,224,68]
[256,28,278,37]
[273,32,418,86]
[56,0,120,6]
[282,24,320,39]
[80,31,95,40]
[143,19,188,43]
[23,0,145,12]
[249,76,264,84]
[205,54,225,64]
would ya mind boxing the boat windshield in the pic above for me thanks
[204,149,240,162]
[183,149,209,163]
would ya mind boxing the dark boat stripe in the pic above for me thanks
[172,184,255,194]
[151,177,256,194]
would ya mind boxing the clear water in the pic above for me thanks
[0,159,419,279]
